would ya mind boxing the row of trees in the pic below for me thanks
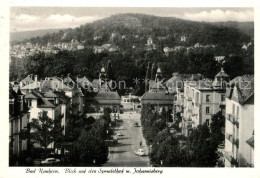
[140,104,225,167]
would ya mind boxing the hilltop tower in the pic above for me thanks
[212,67,230,89]
[155,67,162,83]
[99,66,106,82]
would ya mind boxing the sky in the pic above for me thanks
[10,7,254,32]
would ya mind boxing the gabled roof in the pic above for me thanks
[42,90,58,98]
[226,75,254,105]
[24,92,38,99]
[41,78,72,91]
[77,76,92,88]
[20,75,34,83]
[21,82,41,90]
[24,90,56,108]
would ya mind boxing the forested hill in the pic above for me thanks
[15,13,252,46]
[10,29,62,43]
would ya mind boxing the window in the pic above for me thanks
[206,107,210,114]
[27,100,32,107]
[221,94,225,102]
[206,119,209,126]
[237,106,240,119]
[196,92,199,102]
[206,95,210,102]
[232,104,235,115]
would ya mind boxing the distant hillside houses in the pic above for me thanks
[242,42,252,50]
[93,44,119,54]
[181,35,187,42]
[163,43,217,55]
[10,39,85,59]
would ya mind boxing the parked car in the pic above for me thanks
[134,149,145,156]
[134,122,139,127]
[105,138,118,145]
[41,158,60,165]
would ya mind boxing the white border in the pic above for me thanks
[1,0,259,178]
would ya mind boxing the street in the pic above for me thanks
[103,111,150,167]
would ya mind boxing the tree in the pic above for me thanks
[29,111,61,157]
[210,111,225,145]
[187,124,218,167]
[71,118,109,166]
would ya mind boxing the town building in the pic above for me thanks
[9,87,29,165]
[86,66,121,113]
[181,35,187,42]
[224,75,254,167]
[141,67,174,113]
[181,68,229,136]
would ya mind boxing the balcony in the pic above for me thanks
[225,151,238,167]
[226,133,239,148]
[226,114,239,128]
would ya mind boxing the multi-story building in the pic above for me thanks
[182,68,229,136]
[167,73,204,115]
[224,75,254,167]
[9,87,29,165]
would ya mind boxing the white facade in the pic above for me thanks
[224,94,254,167]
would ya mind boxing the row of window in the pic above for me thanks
[185,87,225,103]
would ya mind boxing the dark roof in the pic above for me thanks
[24,90,56,108]
[141,92,174,104]
[94,91,121,105]
[42,90,58,98]
[226,75,254,105]
[41,77,72,91]
[9,89,18,99]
